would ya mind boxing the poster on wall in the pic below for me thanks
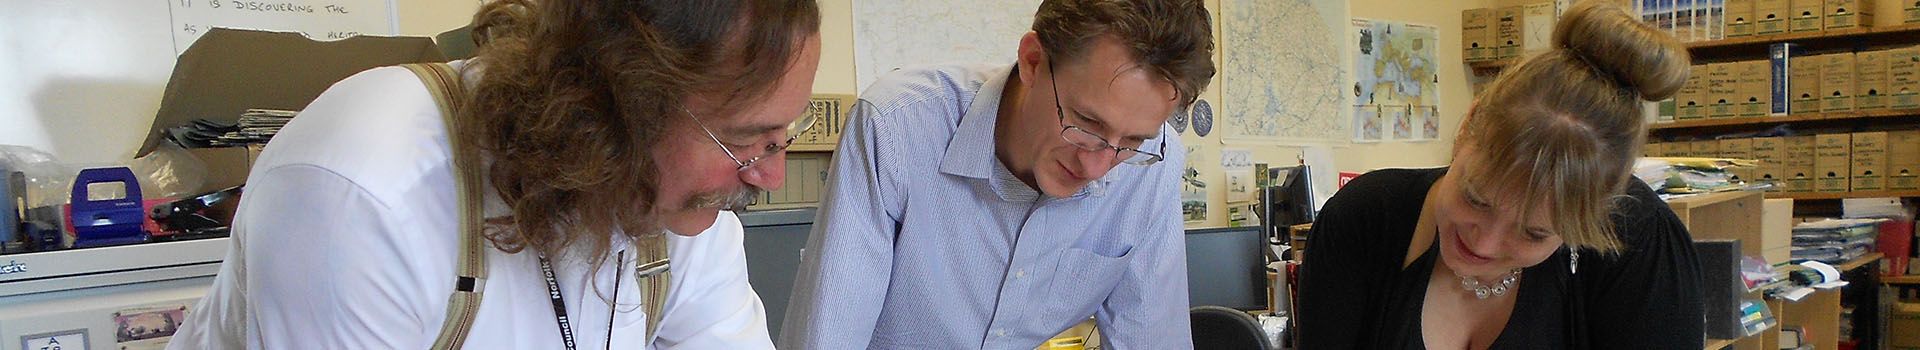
[1222,148,1255,203]
[1353,105,1383,143]
[1182,145,1209,223]
[114,304,188,350]
[1351,18,1440,143]
[1219,0,1350,143]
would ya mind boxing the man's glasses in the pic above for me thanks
[1049,64,1166,166]
[682,106,818,171]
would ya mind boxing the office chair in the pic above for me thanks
[1190,305,1273,350]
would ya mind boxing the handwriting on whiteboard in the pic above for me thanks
[167,0,396,54]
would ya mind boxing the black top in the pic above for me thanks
[1296,168,1703,349]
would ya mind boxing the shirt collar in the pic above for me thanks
[937,64,1106,200]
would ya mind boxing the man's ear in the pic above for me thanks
[1016,32,1046,86]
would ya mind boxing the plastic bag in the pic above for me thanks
[128,142,207,200]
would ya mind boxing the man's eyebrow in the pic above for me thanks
[1072,109,1158,141]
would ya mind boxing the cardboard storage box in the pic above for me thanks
[1737,60,1773,117]
[1816,133,1854,192]
[1722,138,1758,182]
[1859,49,1891,109]
[139,28,446,194]
[1463,8,1494,62]
[1754,137,1787,189]
[1908,0,1920,23]
[1761,198,1795,262]
[1793,55,1825,114]
[1791,0,1827,32]
[1693,140,1723,159]
[1645,142,1665,158]
[1823,52,1858,112]
[1495,6,1523,59]
[1892,301,1920,349]
[1729,0,1758,37]
[1852,132,1889,191]
[1824,0,1876,29]
[1786,135,1819,192]
[1891,130,1920,189]
[1709,63,1742,118]
[1892,46,1920,109]
[1522,2,1556,56]
[1681,64,1712,119]
[1758,0,1794,33]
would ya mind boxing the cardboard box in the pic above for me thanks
[1728,0,1758,37]
[1824,0,1876,29]
[1709,63,1742,118]
[1890,130,1920,190]
[1791,0,1827,32]
[1816,133,1854,192]
[1737,60,1773,116]
[1859,49,1892,109]
[1786,135,1819,192]
[1463,8,1494,62]
[1908,0,1920,23]
[1522,2,1557,55]
[1495,6,1524,59]
[139,28,446,193]
[1892,46,1920,109]
[1758,0,1794,33]
[1892,301,1920,349]
[1645,142,1665,158]
[1792,55,1825,114]
[1756,0,1793,33]
[1853,132,1889,191]
[1693,140,1723,159]
[1682,64,1713,119]
[1723,138,1757,182]
[1823,52,1858,112]
[1754,136,1787,188]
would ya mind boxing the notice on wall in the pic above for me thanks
[1223,148,1255,203]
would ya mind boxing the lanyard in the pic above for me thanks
[538,251,623,350]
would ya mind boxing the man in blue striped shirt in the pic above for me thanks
[780,1,1216,348]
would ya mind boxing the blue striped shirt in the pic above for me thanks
[780,64,1191,349]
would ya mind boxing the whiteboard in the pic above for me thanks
[168,0,399,54]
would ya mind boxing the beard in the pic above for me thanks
[684,186,765,212]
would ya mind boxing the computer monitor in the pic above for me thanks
[1185,226,1269,311]
[1263,165,1316,229]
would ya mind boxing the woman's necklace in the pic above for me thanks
[1457,268,1522,299]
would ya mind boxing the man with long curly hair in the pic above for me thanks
[169,1,820,348]
[781,0,1214,348]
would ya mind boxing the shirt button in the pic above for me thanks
[995,329,1007,337]
[1015,269,1027,278]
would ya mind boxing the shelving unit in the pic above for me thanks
[1651,109,1920,131]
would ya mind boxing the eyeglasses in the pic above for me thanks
[1048,64,1166,166]
[682,106,818,171]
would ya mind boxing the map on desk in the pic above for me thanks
[1220,0,1349,142]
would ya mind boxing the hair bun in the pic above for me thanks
[1552,0,1691,101]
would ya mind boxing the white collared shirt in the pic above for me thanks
[168,62,772,350]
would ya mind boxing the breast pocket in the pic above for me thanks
[1046,247,1132,318]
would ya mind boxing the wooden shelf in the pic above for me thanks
[1650,109,1920,131]
[1835,252,1885,272]
[1886,275,1920,285]
[1704,338,1737,350]
[1687,23,1920,59]
[1765,190,1920,200]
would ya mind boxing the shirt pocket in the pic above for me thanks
[1046,247,1132,318]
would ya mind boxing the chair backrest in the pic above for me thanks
[1190,305,1273,350]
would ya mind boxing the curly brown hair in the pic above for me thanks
[463,0,820,261]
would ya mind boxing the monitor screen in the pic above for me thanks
[1185,226,1269,311]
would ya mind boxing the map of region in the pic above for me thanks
[1352,19,1439,108]
[1221,0,1349,141]
[851,0,1042,92]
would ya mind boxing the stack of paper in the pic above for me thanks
[1790,218,1884,263]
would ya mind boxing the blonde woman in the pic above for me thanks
[1297,1,1702,349]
